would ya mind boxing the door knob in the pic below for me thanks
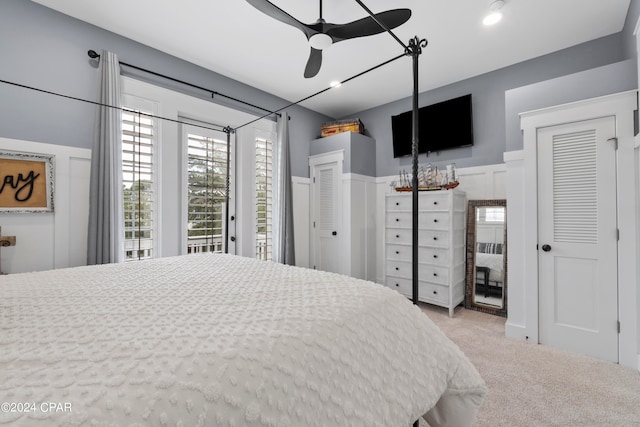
[542,244,551,252]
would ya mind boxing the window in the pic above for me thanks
[477,207,505,223]
[186,133,229,254]
[122,108,154,261]
[255,137,273,260]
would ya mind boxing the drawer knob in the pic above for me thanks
[433,201,438,205]
[396,283,399,287]
[396,235,400,238]
[396,202,399,206]
[395,218,399,222]
[396,251,400,254]
[433,236,438,241]
[433,254,438,258]
[434,219,438,223]
[433,273,438,277]
[433,290,438,295]
[395,267,399,271]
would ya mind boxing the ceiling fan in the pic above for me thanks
[246,0,412,78]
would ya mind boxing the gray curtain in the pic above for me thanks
[272,112,295,265]
[87,50,123,265]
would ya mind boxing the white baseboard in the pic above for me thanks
[505,321,534,343]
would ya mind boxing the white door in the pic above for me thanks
[310,158,341,274]
[537,116,618,363]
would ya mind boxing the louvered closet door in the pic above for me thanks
[537,116,618,363]
[311,160,341,274]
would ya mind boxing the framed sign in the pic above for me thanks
[0,150,54,213]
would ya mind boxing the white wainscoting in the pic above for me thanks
[0,138,91,273]
[342,173,377,281]
[292,176,310,269]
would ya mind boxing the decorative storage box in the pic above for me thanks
[321,118,364,137]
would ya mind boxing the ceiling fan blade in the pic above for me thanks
[304,48,323,78]
[246,0,315,38]
[326,9,411,41]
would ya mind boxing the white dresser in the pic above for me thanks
[385,190,466,316]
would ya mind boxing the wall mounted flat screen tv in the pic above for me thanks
[391,94,473,158]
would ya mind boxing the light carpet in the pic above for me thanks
[420,304,640,427]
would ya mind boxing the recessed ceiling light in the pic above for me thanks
[483,0,504,26]
[330,81,342,88]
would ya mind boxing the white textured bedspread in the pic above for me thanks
[0,254,485,426]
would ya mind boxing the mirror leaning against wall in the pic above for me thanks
[464,199,507,317]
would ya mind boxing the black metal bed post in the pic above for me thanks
[407,37,427,307]
[223,126,234,254]
[407,34,428,427]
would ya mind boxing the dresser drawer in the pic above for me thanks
[418,193,450,211]
[387,260,449,285]
[386,244,449,264]
[385,211,413,228]
[384,277,448,306]
[420,247,450,265]
[418,263,449,286]
[386,259,412,279]
[385,276,412,297]
[386,244,410,260]
[418,230,450,248]
[418,212,450,230]
[386,228,413,245]
[386,195,412,211]
[421,282,449,305]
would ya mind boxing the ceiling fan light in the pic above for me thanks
[483,11,502,26]
[309,33,333,50]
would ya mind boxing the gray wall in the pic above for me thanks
[0,0,331,178]
[623,0,640,62]
[505,59,637,152]
[349,10,637,177]
[309,132,376,177]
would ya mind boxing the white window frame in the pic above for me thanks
[121,76,275,259]
[181,121,235,255]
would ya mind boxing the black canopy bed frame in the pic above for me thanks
[2,2,433,424]
[92,2,429,424]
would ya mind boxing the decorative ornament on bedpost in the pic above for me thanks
[0,226,16,275]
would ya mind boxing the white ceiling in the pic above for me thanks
[34,0,631,118]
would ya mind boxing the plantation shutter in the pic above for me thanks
[186,133,229,254]
[121,109,154,261]
[255,137,273,260]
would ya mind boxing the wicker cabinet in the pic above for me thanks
[384,190,466,316]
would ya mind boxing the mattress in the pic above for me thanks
[0,253,486,426]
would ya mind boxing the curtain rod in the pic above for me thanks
[87,50,281,118]
[0,79,230,135]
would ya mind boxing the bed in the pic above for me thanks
[0,253,486,426]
